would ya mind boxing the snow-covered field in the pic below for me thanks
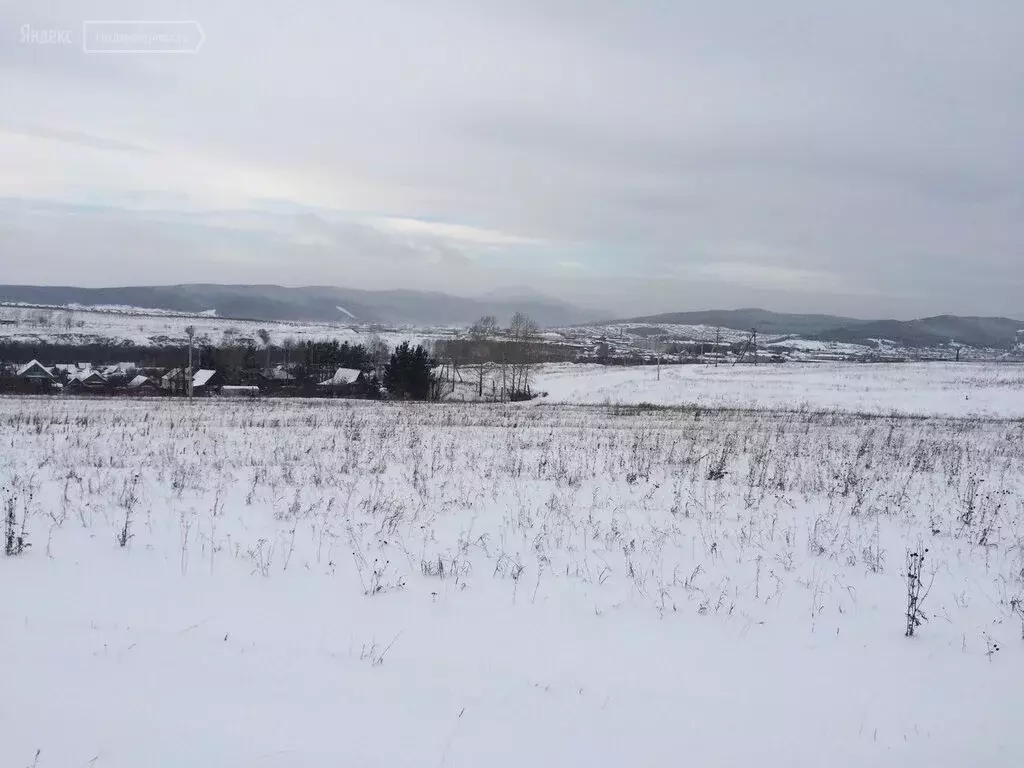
[0,303,448,349]
[568,322,783,344]
[535,361,1024,418]
[2,392,1023,767]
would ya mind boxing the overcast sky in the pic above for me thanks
[2,1,1023,319]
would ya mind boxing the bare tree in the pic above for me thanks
[282,337,296,366]
[257,328,272,368]
[470,315,498,397]
[367,334,391,377]
[507,312,539,398]
[185,325,196,399]
[470,315,499,338]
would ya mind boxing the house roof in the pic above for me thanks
[16,360,53,378]
[68,370,106,384]
[192,369,217,386]
[127,375,153,388]
[102,363,134,376]
[161,368,184,381]
[261,366,295,381]
[318,367,363,386]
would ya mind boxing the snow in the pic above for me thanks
[127,375,151,388]
[0,302,455,351]
[534,361,1024,418]
[2,375,1024,766]
[766,337,873,355]
[63,303,188,316]
[335,305,356,319]
[570,322,778,344]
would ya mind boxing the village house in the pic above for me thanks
[160,368,189,394]
[101,363,137,382]
[16,359,55,381]
[318,367,363,387]
[260,365,296,383]
[127,374,160,394]
[192,369,222,396]
[317,367,373,397]
[12,359,59,393]
[65,370,108,393]
[257,365,297,392]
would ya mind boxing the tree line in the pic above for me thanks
[0,313,554,401]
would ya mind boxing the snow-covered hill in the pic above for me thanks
[0,302,452,349]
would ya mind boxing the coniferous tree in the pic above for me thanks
[384,342,433,400]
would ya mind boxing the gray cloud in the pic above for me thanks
[1,0,1022,319]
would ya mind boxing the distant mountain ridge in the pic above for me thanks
[813,315,1024,349]
[2,286,1021,348]
[0,284,600,328]
[602,308,867,336]
[601,308,1024,349]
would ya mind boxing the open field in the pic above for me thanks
[534,361,1024,418]
[0,303,448,349]
[2,389,1023,766]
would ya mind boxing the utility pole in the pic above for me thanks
[734,329,757,366]
[185,325,195,400]
[714,327,721,367]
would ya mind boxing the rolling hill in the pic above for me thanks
[601,309,1024,349]
[601,308,868,336]
[0,284,599,328]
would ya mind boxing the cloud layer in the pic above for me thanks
[2,1,1023,318]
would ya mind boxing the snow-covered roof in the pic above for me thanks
[192,369,217,386]
[261,366,295,381]
[318,367,363,386]
[102,362,135,376]
[68,370,106,383]
[16,360,53,378]
[161,368,183,381]
[127,375,152,388]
